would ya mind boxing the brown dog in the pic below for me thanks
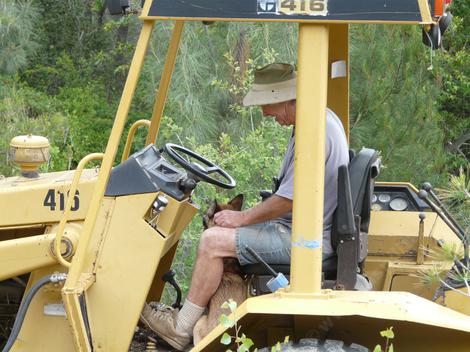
[193,194,248,345]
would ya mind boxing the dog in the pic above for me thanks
[193,194,248,345]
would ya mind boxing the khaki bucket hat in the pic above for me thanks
[243,63,296,107]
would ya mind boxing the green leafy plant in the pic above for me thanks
[373,327,394,352]
[218,299,289,352]
[416,169,470,300]
[219,299,255,352]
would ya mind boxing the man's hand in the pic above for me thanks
[214,210,247,228]
[213,195,292,229]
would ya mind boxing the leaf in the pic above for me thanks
[219,314,235,328]
[380,327,394,339]
[284,336,290,344]
[373,345,382,352]
[242,337,254,349]
[238,344,249,352]
[389,343,394,352]
[220,332,232,345]
[228,299,238,312]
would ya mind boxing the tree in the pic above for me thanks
[0,0,39,75]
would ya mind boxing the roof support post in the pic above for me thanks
[146,21,184,145]
[290,23,329,294]
[328,24,349,141]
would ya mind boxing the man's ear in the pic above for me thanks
[228,194,244,211]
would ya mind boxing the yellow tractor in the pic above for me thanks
[0,0,469,351]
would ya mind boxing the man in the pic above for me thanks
[140,63,349,350]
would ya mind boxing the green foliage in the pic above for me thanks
[218,299,289,352]
[0,0,39,75]
[57,84,114,166]
[423,169,470,297]
[350,25,449,186]
[0,85,69,176]
[373,327,395,352]
[434,0,470,164]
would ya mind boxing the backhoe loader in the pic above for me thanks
[0,0,469,351]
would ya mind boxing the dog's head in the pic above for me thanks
[202,194,244,229]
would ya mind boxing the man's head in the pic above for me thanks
[243,63,296,126]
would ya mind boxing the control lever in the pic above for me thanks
[245,246,288,292]
[162,270,182,309]
[418,189,468,264]
[422,182,467,238]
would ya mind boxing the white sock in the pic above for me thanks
[175,299,205,336]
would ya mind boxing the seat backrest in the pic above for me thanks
[331,148,381,251]
[349,148,381,232]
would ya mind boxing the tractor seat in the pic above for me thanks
[240,255,338,281]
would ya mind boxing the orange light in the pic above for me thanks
[435,0,444,17]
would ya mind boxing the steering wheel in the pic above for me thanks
[163,143,236,189]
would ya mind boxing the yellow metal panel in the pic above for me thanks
[291,24,329,294]
[445,289,470,316]
[78,193,197,351]
[0,169,98,227]
[62,283,92,352]
[193,291,470,351]
[0,234,56,281]
[390,273,437,299]
[0,222,80,281]
[10,266,74,352]
[327,24,349,139]
[368,212,437,256]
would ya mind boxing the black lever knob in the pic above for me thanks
[421,182,433,192]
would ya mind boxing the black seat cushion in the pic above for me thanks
[240,255,338,280]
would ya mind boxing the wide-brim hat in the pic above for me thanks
[243,63,296,107]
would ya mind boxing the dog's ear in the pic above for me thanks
[202,215,209,229]
[206,199,218,218]
[228,194,244,211]
[203,200,218,229]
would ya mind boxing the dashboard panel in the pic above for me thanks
[372,184,430,212]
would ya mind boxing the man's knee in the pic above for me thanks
[198,227,236,258]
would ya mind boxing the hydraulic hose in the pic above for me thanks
[2,273,67,352]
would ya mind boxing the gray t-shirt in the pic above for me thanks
[275,108,349,254]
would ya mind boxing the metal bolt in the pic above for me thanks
[146,340,157,351]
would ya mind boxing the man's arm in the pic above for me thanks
[213,195,292,228]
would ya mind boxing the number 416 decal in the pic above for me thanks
[43,189,80,211]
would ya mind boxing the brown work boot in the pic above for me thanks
[140,303,191,351]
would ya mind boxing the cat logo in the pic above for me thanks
[258,0,278,14]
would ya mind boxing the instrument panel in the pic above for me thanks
[372,184,429,212]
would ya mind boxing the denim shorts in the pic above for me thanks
[235,220,337,271]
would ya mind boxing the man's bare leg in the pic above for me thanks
[174,226,237,337]
[186,226,237,307]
